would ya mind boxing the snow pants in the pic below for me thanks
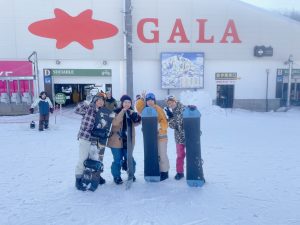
[75,138,105,177]
[176,143,186,173]
[158,139,170,173]
[39,114,49,130]
[110,147,136,179]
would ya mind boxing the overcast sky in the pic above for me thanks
[240,0,300,12]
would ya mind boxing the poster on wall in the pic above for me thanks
[161,52,204,89]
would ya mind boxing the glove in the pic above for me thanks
[50,108,54,113]
[164,107,173,118]
[188,105,197,111]
[130,112,141,123]
[29,108,34,114]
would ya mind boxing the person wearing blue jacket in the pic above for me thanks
[30,91,54,131]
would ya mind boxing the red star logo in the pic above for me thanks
[28,8,119,49]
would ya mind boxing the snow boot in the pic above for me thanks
[75,176,86,191]
[174,173,184,180]
[121,159,127,171]
[114,177,123,185]
[99,176,106,185]
[160,172,169,181]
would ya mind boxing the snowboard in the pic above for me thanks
[141,107,160,182]
[91,107,115,146]
[126,111,134,189]
[183,107,205,187]
[81,140,104,191]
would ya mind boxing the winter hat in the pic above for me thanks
[97,91,107,99]
[92,95,105,103]
[145,93,155,101]
[136,94,141,100]
[165,95,176,102]
[120,94,132,104]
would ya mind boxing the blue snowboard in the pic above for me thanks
[183,107,205,187]
[141,107,160,182]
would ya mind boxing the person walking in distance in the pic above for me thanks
[30,91,54,131]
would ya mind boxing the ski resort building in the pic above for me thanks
[1,0,300,115]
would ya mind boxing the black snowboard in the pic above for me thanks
[183,107,205,187]
[126,111,134,189]
[141,107,160,182]
[81,141,104,191]
[81,161,102,192]
[91,107,114,146]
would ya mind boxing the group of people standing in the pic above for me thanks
[74,90,190,191]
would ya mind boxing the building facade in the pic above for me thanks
[1,0,300,114]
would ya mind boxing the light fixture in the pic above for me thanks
[55,60,61,65]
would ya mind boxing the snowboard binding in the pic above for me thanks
[84,159,103,172]
[82,159,104,191]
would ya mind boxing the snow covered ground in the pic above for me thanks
[0,100,300,225]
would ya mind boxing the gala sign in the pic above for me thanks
[28,9,242,49]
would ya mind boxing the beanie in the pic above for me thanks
[165,95,176,102]
[92,95,105,103]
[145,93,155,101]
[97,92,107,99]
[120,94,132,103]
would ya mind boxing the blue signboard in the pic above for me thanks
[44,76,52,84]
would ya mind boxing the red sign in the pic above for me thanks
[28,9,242,49]
[0,61,32,77]
[0,61,33,95]
[28,9,119,49]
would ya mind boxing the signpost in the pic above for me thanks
[55,93,66,104]
[54,93,66,123]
